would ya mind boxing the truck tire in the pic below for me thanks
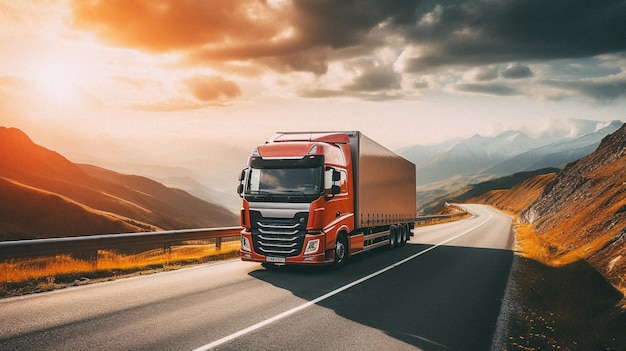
[398,224,406,246]
[400,223,408,246]
[389,225,398,248]
[333,233,348,267]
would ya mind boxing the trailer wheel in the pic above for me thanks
[389,225,397,248]
[400,224,408,246]
[333,233,348,267]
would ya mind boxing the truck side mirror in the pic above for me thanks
[331,185,341,195]
[332,169,341,182]
[237,168,248,197]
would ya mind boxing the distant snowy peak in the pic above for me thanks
[399,119,624,162]
[449,130,535,159]
[399,118,624,187]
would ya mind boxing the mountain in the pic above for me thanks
[485,120,624,175]
[409,131,536,185]
[396,139,459,166]
[469,123,625,297]
[400,119,623,213]
[451,168,560,204]
[65,142,249,213]
[520,123,626,277]
[0,127,238,240]
[400,120,622,187]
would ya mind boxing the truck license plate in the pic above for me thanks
[266,256,285,263]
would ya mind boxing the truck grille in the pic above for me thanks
[250,211,307,257]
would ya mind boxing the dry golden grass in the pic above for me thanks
[0,240,240,297]
[415,213,472,228]
[515,219,619,267]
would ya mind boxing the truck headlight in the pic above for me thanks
[304,239,320,254]
[241,236,251,252]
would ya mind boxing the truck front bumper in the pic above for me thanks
[240,231,332,265]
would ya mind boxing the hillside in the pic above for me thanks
[468,173,558,214]
[452,168,559,205]
[520,122,626,296]
[466,123,625,296]
[0,127,238,240]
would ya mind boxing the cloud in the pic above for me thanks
[70,0,626,102]
[473,66,500,82]
[343,64,402,92]
[542,75,626,103]
[70,0,284,52]
[501,64,533,79]
[71,1,626,70]
[403,0,626,71]
[184,75,241,103]
[456,83,520,96]
[123,75,242,111]
[70,0,421,73]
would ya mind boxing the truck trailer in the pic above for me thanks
[237,131,416,267]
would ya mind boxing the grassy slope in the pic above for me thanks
[0,127,238,240]
[0,177,138,240]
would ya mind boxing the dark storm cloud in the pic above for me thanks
[543,77,626,103]
[404,0,626,71]
[501,64,533,79]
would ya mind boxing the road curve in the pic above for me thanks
[0,204,514,351]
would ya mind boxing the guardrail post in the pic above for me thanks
[215,237,222,251]
[71,250,98,266]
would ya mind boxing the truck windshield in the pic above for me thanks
[247,167,322,198]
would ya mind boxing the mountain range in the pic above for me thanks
[398,119,624,213]
[0,127,238,241]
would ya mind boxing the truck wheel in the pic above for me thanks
[334,234,348,267]
[399,224,408,246]
[389,225,397,248]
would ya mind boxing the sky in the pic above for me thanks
[1,0,626,167]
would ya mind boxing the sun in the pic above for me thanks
[30,53,89,105]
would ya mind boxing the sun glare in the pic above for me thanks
[30,53,89,105]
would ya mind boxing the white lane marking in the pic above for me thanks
[192,209,493,351]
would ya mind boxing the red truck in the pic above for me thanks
[237,131,416,267]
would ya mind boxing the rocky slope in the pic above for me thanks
[519,122,626,296]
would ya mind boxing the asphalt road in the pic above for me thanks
[0,204,514,351]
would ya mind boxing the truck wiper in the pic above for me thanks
[249,190,273,200]
[282,190,306,196]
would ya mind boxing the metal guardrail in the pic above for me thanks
[415,213,466,225]
[0,210,469,261]
[0,227,243,260]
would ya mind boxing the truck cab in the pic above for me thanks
[237,132,355,266]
